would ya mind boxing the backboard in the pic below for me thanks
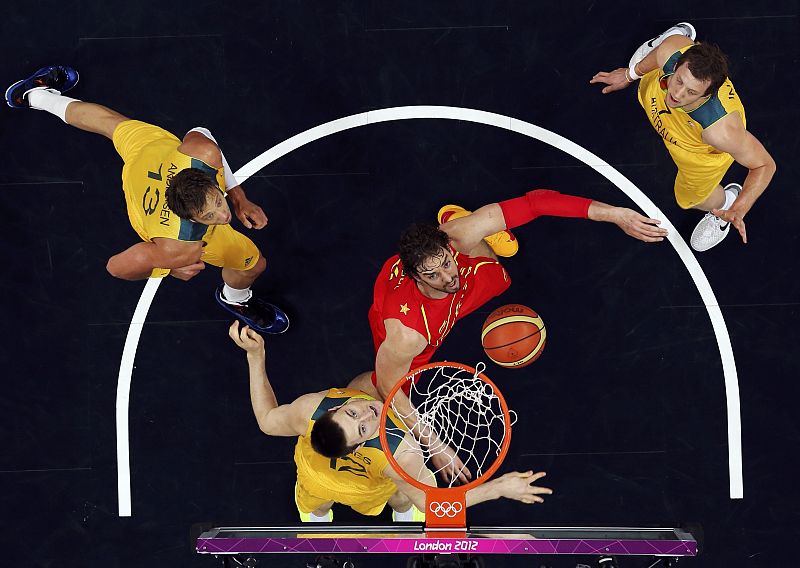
[196,525,697,556]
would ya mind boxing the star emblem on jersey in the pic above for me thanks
[399,303,410,315]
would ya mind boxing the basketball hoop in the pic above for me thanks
[379,362,514,535]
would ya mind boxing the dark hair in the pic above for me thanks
[398,223,451,277]
[310,410,357,458]
[676,43,729,97]
[165,168,219,219]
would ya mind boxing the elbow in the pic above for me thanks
[106,256,134,280]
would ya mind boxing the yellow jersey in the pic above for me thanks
[294,388,408,506]
[118,122,226,242]
[638,45,746,155]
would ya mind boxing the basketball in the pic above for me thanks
[481,304,546,368]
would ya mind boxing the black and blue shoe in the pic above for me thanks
[5,65,80,108]
[215,286,290,334]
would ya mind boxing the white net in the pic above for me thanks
[385,362,517,488]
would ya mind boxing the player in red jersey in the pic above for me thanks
[350,189,667,481]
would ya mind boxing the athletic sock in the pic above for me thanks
[308,510,332,522]
[392,506,415,522]
[26,88,78,123]
[721,188,737,211]
[220,283,253,304]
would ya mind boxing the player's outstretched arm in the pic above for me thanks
[376,321,472,483]
[590,33,693,94]
[703,115,776,243]
[181,130,268,229]
[386,441,551,509]
[467,471,552,506]
[228,321,314,437]
[587,201,668,243]
[443,190,667,251]
[106,238,204,280]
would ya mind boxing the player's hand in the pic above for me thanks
[613,208,668,243]
[711,207,747,244]
[495,471,552,504]
[589,68,633,94]
[169,261,205,281]
[228,321,266,355]
[429,444,473,485]
[233,197,268,230]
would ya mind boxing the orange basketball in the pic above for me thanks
[481,304,546,368]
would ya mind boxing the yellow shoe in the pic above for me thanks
[437,204,518,258]
[392,504,426,522]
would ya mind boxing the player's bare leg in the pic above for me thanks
[64,102,129,140]
[387,491,413,513]
[311,502,334,517]
[388,488,426,521]
[691,184,726,212]
[221,255,266,289]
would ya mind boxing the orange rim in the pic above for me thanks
[378,361,512,493]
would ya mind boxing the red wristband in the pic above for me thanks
[499,190,592,229]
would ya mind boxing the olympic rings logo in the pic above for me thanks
[428,500,464,518]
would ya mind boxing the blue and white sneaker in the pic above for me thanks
[5,66,80,108]
[215,286,290,334]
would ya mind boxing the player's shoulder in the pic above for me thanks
[383,317,428,355]
[657,37,695,70]
[292,391,329,421]
[178,132,223,168]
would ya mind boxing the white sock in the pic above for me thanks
[392,506,415,522]
[721,188,737,211]
[220,283,252,304]
[308,510,331,522]
[26,88,78,123]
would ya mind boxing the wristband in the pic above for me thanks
[627,63,641,81]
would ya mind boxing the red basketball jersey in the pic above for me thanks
[369,247,510,390]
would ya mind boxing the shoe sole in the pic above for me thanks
[5,66,80,108]
[215,289,290,334]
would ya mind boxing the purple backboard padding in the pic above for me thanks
[196,537,697,556]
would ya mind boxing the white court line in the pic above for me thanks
[116,277,162,516]
[116,106,742,516]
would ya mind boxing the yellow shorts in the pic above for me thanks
[666,143,735,209]
[197,223,261,270]
[111,120,260,274]
[294,479,392,517]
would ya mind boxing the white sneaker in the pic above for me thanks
[629,22,697,72]
[689,183,742,252]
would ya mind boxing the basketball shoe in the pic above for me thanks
[5,65,80,108]
[215,286,290,334]
[689,183,742,252]
[437,204,519,257]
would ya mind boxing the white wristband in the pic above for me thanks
[628,64,641,81]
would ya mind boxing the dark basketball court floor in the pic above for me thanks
[1,2,798,567]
